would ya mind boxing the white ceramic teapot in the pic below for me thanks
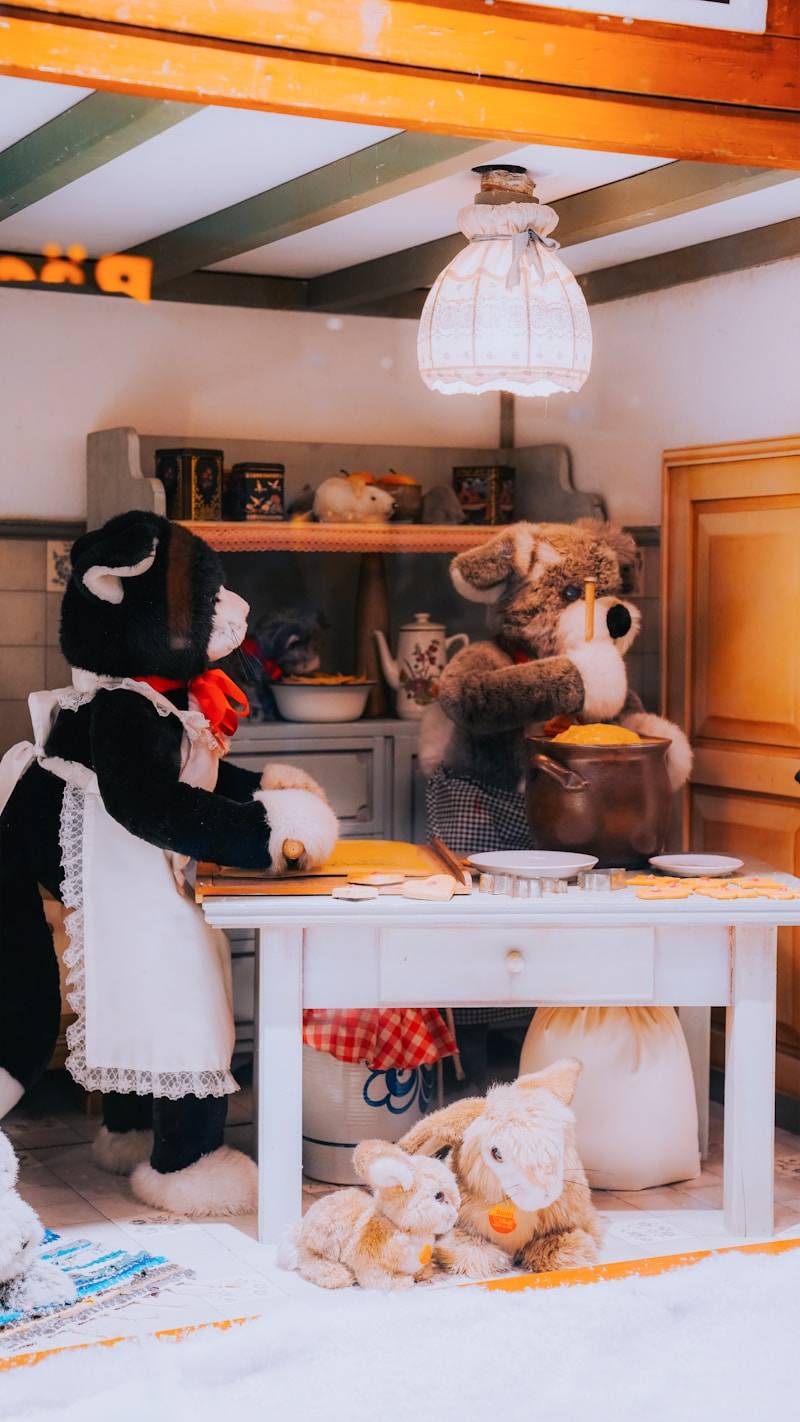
[374,614,468,720]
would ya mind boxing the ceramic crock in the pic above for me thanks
[525,734,672,868]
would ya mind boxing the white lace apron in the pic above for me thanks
[0,673,236,1100]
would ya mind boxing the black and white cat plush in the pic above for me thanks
[0,511,338,1216]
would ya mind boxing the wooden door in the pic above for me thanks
[664,436,800,1099]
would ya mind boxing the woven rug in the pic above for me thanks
[0,1230,192,1349]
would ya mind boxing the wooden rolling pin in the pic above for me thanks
[283,838,305,868]
[584,576,597,641]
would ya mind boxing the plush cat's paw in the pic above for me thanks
[260,762,329,799]
[254,788,339,871]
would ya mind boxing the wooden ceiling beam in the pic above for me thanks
[1,8,799,170]
[306,159,799,311]
[132,134,515,288]
[6,0,800,116]
[0,89,199,220]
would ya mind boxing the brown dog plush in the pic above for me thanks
[399,1060,601,1277]
[421,518,690,851]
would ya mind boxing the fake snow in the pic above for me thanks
[3,1247,800,1422]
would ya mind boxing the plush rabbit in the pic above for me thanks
[313,473,394,524]
[0,1129,77,1313]
[399,1060,601,1278]
[278,1139,460,1290]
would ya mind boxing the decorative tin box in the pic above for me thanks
[155,448,224,521]
[225,462,285,521]
[452,465,515,524]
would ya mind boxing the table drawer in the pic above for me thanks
[377,927,656,1005]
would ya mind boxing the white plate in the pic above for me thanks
[467,851,598,880]
[649,854,744,878]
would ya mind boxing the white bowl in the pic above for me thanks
[467,851,598,880]
[272,681,373,723]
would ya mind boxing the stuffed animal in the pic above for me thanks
[0,1129,77,1313]
[278,1139,460,1290]
[241,609,327,720]
[399,1060,601,1277]
[313,473,394,524]
[420,519,691,852]
[0,511,338,1216]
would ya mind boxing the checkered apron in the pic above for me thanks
[426,768,534,1028]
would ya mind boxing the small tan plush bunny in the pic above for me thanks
[278,1139,460,1290]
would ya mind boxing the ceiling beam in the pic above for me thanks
[306,160,800,312]
[2,211,798,314]
[0,90,199,221]
[6,1,800,116]
[2,8,800,170]
[132,134,514,288]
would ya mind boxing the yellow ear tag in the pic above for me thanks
[418,1244,432,1267]
[488,1201,517,1235]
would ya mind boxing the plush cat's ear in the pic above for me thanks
[353,1140,414,1191]
[518,1058,582,1106]
[71,517,160,605]
[450,522,560,603]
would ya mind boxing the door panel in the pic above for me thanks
[693,501,800,745]
[664,436,800,1099]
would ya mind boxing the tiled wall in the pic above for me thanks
[0,536,73,752]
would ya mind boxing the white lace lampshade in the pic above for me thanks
[418,167,592,397]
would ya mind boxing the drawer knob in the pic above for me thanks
[506,949,525,975]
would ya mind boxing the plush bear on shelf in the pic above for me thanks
[0,511,338,1216]
[421,518,691,852]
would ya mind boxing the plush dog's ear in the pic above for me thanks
[450,522,559,604]
[353,1140,414,1191]
[518,1058,582,1106]
[71,515,160,606]
[397,1097,485,1155]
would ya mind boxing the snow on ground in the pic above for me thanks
[3,1247,800,1422]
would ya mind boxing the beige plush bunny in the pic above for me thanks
[399,1060,601,1278]
[278,1139,460,1290]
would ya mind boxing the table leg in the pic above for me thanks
[255,927,304,1244]
[723,925,777,1238]
[677,1006,711,1160]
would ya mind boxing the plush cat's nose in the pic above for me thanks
[606,603,632,640]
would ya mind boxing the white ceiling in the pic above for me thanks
[0,76,92,153]
[0,75,796,292]
[0,95,397,255]
[211,148,669,279]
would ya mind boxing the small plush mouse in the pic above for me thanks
[278,1139,459,1290]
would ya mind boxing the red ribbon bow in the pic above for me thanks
[135,669,250,741]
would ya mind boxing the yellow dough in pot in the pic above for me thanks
[553,723,643,746]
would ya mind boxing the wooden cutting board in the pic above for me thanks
[195,840,453,899]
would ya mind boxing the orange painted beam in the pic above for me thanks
[1,11,800,168]
[9,0,800,115]
[474,1235,800,1293]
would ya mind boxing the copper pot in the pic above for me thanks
[525,735,672,868]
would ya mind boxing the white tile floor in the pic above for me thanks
[4,1081,800,1362]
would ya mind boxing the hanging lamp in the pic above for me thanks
[417,165,592,397]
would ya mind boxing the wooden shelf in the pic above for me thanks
[177,521,500,554]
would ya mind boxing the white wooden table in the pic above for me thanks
[201,884,800,1243]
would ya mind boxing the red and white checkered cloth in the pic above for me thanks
[302,1008,456,1070]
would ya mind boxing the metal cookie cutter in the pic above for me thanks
[577,868,627,892]
[478,873,568,897]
